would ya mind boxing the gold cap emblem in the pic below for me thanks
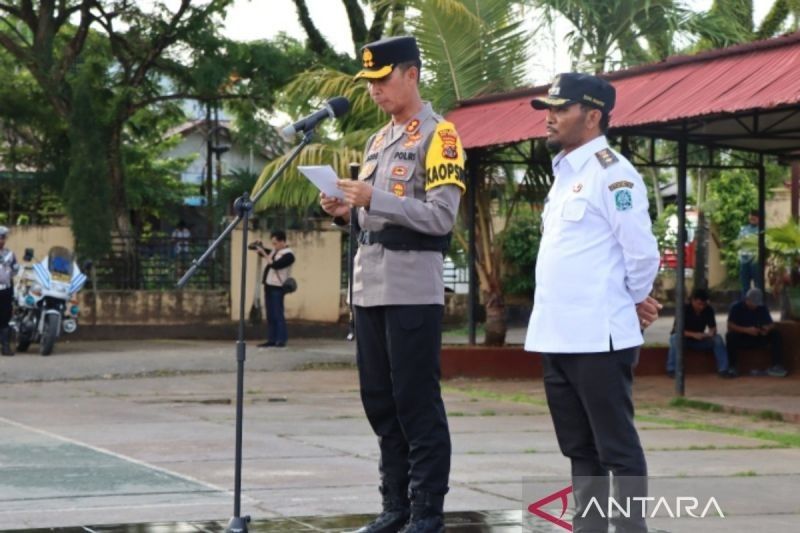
[362,48,374,68]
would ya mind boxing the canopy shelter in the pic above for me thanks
[446,31,800,395]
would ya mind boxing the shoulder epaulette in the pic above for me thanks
[595,148,619,169]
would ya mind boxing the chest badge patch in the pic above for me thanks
[615,189,633,211]
[392,182,406,197]
[392,165,408,177]
[572,183,583,193]
[405,119,420,134]
[404,131,422,148]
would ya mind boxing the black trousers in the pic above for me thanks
[354,304,450,496]
[543,348,647,533]
[0,287,12,329]
[725,330,783,369]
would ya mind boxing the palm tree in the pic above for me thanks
[532,0,750,72]
[253,0,531,345]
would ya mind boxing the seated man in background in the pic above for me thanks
[726,288,788,377]
[667,288,733,378]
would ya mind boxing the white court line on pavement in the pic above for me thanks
[0,414,257,504]
[0,500,231,517]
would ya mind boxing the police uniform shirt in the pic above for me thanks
[524,135,660,353]
[353,102,465,307]
[0,249,17,288]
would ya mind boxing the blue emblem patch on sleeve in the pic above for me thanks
[615,189,633,211]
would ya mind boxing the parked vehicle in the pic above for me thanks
[13,247,88,356]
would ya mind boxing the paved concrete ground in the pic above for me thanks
[0,339,798,532]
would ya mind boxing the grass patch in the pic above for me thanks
[648,444,785,451]
[295,361,356,371]
[443,386,548,407]
[669,397,724,412]
[524,448,537,454]
[480,409,497,417]
[755,410,784,422]
[734,470,757,477]
[635,414,800,448]
[449,412,467,417]
[447,385,800,449]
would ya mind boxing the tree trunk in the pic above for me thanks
[341,0,368,54]
[292,0,334,56]
[107,126,134,249]
[483,287,506,346]
[647,167,664,216]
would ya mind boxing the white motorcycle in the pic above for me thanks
[13,246,88,356]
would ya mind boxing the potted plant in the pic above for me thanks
[763,223,800,319]
[741,222,800,319]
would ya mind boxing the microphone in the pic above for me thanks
[281,97,350,139]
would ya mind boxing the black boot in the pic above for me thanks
[1,328,13,356]
[398,490,445,533]
[353,480,410,533]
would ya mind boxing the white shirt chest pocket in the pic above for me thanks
[561,199,588,222]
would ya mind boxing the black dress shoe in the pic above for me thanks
[353,509,410,533]
[398,516,444,533]
[257,342,276,348]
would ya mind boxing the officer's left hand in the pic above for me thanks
[636,296,662,329]
[337,180,373,208]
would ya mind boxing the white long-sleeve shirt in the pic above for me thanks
[525,135,660,354]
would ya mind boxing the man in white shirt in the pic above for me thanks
[525,73,661,533]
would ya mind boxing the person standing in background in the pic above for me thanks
[254,230,294,348]
[738,210,761,296]
[0,226,18,356]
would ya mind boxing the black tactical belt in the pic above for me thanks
[358,225,451,253]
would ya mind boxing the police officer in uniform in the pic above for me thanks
[524,73,661,532]
[320,36,464,533]
[0,226,18,356]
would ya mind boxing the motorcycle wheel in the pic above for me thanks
[40,315,58,356]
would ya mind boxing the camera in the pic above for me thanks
[248,241,270,253]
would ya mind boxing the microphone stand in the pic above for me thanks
[177,129,315,533]
[346,163,359,341]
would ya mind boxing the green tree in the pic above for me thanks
[706,170,757,280]
[64,60,113,259]
[0,0,238,254]
[500,206,541,296]
[533,0,747,72]
[689,0,799,288]
[0,1,316,258]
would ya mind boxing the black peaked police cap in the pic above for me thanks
[531,72,616,112]
[355,36,420,80]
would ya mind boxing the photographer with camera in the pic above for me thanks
[250,230,295,348]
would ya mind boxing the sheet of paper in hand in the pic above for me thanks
[298,165,345,200]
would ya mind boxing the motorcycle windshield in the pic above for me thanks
[48,246,74,283]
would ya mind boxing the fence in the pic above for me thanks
[338,243,469,295]
[92,236,230,290]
